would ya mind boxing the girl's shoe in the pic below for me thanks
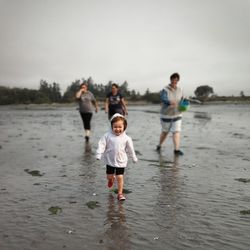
[117,194,126,201]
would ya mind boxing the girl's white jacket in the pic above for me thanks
[96,130,138,168]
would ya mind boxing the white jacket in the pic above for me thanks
[96,130,138,168]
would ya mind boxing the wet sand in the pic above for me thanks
[0,104,250,250]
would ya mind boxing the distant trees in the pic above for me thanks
[0,86,48,104]
[62,78,142,102]
[39,80,61,103]
[62,79,81,103]
[194,85,214,101]
[0,79,222,105]
[240,91,245,98]
[141,88,160,103]
[0,80,61,105]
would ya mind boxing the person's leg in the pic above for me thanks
[116,168,126,200]
[159,131,168,145]
[106,165,115,188]
[172,119,183,155]
[80,112,88,136]
[157,131,168,151]
[116,175,124,195]
[108,110,115,120]
[84,113,93,141]
[107,174,115,187]
[173,132,180,150]
[157,120,170,151]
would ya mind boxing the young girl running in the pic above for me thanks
[96,113,137,201]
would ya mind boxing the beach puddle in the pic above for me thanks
[48,206,62,215]
[86,201,100,209]
[141,158,174,168]
[24,169,44,177]
[1,105,250,250]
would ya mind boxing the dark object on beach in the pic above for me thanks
[48,206,62,215]
[240,210,250,215]
[24,169,43,177]
[135,150,142,155]
[235,178,250,183]
[86,201,100,209]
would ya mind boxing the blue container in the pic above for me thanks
[178,99,190,112]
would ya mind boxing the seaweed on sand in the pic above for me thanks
[48,206,62,215]
[235,178,250,183]
[240,210,250,215]
[24,169,44,177]
[86,201,100,209]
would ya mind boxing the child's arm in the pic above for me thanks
[126,137,138,163]
[96,135,107,160]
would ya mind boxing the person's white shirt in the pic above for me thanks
[96,130,137,168]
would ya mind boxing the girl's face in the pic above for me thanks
[112,120,125,136]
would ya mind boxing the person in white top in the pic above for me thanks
[96,113,137,201]
[156,73,185,156]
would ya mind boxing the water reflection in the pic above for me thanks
[103,194,131,250]
[84,141,92,155]
[194,111,211,120]
[80,141,96,182]
[193,111,212,127]
[156,154,180,230]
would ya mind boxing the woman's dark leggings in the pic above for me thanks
[80,112,93,130]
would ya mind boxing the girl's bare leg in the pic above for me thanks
[116,175,124,194]
[107,174,115,187]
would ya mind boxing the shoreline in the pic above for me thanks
[0,99,250,110]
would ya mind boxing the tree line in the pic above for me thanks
[0,77,248,105]
[0,77,160,105]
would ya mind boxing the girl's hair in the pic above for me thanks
[170,73,180,81]
[111,116,127,130]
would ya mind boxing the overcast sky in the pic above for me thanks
[0,0,250,96]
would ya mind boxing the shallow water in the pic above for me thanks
[0,104,250,250]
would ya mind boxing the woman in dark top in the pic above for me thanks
[105,83,128,119]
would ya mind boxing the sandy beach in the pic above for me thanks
[0,104,250,250]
